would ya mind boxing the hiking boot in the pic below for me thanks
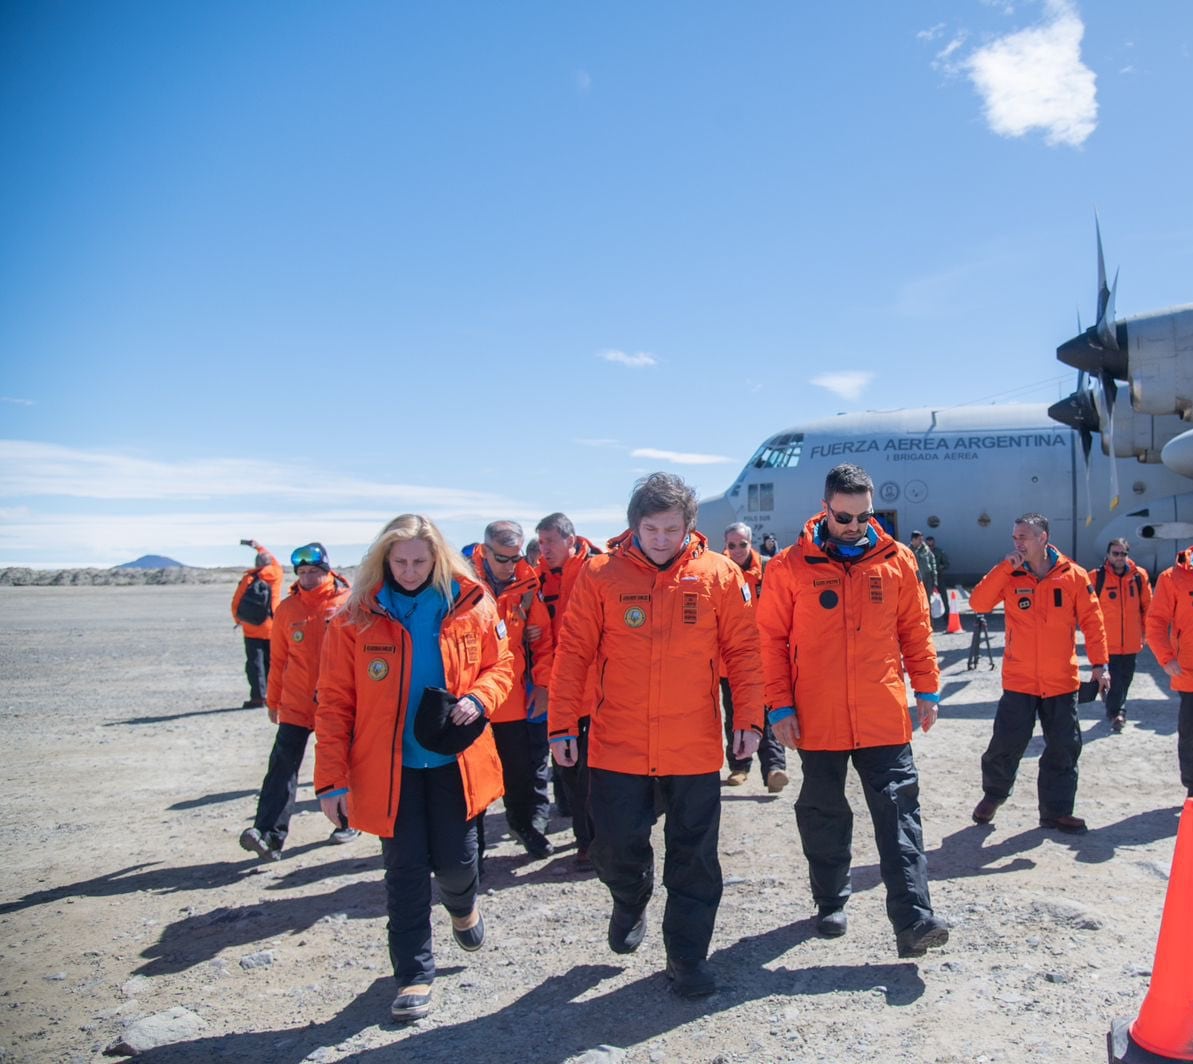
[726,769,749,787]
[328,826,360,844]
[665,957,716,998]
[1039,814,1088,834]
[451,910,485,952]
[239,827,281,862]
[971,796,1003,825]
[896,915,950,958]
[242,699,265,709]
[516,826,554,860]
[767,769,790,794]
[390,985,432,1022]
[608,903,647,954]
[816,908,848,937]
[1110,714,1125,733]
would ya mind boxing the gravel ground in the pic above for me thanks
[0,584,1187,1063]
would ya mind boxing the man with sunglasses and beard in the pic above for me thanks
[756,463,948,959]
[240,542,353,861]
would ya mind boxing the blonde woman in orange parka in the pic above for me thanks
[315,515,515,1024]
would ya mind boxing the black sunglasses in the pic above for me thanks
[489,549,524,564]
[829,508,875,526]
[726,541,750,550]
[1109,549,1129,557]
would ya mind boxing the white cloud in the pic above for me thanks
[1,396,34,406]
[917,23,946,42]
[630,448,732,466]
[598,349,658,369]
[810,371,875,402]
[0,440,528,506]
[964,0,1098,147]
[934,33,969,71]
[0,440,635,566]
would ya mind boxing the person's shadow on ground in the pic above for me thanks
[129,919,927,1063]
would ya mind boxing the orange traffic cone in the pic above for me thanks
[1108,797,1193,1062]
[946,589,963,634]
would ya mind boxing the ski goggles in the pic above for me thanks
[291,543,328,569]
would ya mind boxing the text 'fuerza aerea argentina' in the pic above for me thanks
[809,433,1069,463]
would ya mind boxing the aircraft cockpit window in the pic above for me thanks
[752,433,803,469]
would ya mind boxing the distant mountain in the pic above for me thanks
[116,555,186,570]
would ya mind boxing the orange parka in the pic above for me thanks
[549,530,764,776]
[314,577,516,837]
[1146,551,1193,692]
[1095,559,1152,656]
[266,571,351,729]
[230,547,284,640]
[720,547,763,679]
[757,514,940,752]
[969,546,1108,697]
[538,534,601,714]
[470,545,554,723]
[537,535,601,641]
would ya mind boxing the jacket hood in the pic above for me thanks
[288,570,350,598]
[799,512,894,562]
[470,544,540,597]
[606,528,708,570]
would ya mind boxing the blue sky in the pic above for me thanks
[1,1,1190,567]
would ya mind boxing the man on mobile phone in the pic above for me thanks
[231,539,284,708]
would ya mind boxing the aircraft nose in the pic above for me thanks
[697,491,735,541]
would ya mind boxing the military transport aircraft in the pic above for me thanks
[696,225,1193,584]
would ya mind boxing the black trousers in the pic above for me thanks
[1105,653,1137,720]
[380,763,478,987]
[243,636,270,701]
[491,719,551,834]
[721,678,786,777]
[981,689,1081,817]
[253,722,310,847]
[795,745,933,933]
[588,768,722,964]
[557,716,594,851]
[1179,694,1193,797]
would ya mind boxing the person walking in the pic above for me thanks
[756,463,948,959]
[969,513,1109,834]
[721,522,788,793]
[471,521,555,859]
[240,542,353,861]
[315,515,515,1022]
[1144,549,1193,798]
[230,540,284,708]
[1094,538,1152,733]
[550,474,764,996]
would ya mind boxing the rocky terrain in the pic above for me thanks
[0,583,1187,1062]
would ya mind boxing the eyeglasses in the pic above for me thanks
[726,541,750,550]
[291,544,326,568]
[1109,549,1129,557]
[488,549,524,565]
[828,509,875,526]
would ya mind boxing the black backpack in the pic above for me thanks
[236,576,273,626]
